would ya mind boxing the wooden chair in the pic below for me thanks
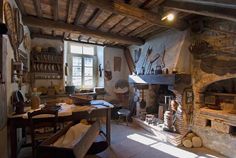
[28,109,58,158]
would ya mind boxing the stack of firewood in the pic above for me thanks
[182,132,202,148]
[163,111,174,131]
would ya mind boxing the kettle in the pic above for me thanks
[155,66,162,74]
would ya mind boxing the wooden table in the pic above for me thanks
[8,100,113,158]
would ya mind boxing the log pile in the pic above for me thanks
[182,132,202,148]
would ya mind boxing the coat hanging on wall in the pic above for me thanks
[114,56,121,72]
[105,61,112,81]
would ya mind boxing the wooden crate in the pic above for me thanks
[37,120,100,158]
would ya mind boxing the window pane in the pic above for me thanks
[71,45,82,54]
[72,67,82,76]
[84,77,93,86]
[84,57,93,67]
[83,46,94,55]
[84,67,93,76]
[73,57,82,66]
[72,77,82,86]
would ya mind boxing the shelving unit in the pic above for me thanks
[30,51,63,80]
[203,92,236,114]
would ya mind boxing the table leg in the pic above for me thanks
[106,109,111,145]
[10,122,17,158]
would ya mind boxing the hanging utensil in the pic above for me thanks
[140,89,146,109]
[147,53,160,74]
[140,47,152,75]
[134,48,142,64]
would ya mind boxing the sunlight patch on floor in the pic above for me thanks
[127,133,157,145]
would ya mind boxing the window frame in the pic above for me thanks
[67,42,97,89]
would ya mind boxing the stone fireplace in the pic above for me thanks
[129,74,191,146]
[192,72,236,157]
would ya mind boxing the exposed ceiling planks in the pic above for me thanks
[66,0,74,24]
[74,2,87,25]
[23,16,144,45]
[78,0,188,30]
[52,0,58,21]
[85,9,102,26]
[17,0,235,47]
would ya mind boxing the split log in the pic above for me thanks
[182,139,192,148]
[192,136,202,148]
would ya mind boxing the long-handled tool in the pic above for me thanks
[140,47,152,74]
[147,53,160,74]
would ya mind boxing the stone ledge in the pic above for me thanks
[199,107,236,126]
[133,117,182,146]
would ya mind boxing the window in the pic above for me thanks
[67,43,96,89]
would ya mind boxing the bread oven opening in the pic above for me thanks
[192,77,236,157]
[201,78,236,113]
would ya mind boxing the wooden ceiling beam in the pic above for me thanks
[74,2,87,25]
[179,0,236,9]
[78,0,188,30]
[66,0,74,24]
[31,33,63,41]
[163,0,236,22]
[52,0,58,21]
[33,0,42,18]
[23,16,144,45]
[84,8,102,26]
[15,0,26,15]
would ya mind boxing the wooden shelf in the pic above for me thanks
[30,50,63,81]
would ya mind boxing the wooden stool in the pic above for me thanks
[117,109,130,126]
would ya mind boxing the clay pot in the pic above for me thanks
[31,93,41,109]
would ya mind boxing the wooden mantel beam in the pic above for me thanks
[23,16,144,45]
[78,0,188,30]
[163,0,236,22]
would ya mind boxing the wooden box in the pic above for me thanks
[37,120,100,158]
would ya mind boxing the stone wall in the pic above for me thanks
[191,19,236,157]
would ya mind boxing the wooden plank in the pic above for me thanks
[74,2,87,25]
[79,0,187,30]
[23,16,144,45]
[84,8,101,26]
[117,19,138,34]
[15,0,26,15]
[124,48,135,74]
[52,0,58,21]
[66,0,74,24]
[163,0,236,22]
[128,23,153,36]
[97,13,116,30]
[33,0,42,18]
[108,17,126,32]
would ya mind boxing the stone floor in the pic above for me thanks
[18,121,226,158]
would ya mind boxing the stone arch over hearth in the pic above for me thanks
[193,73,236,109]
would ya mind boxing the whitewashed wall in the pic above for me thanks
[129,29,192,74]
[0,0,31,157]
[104,47,130,101]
